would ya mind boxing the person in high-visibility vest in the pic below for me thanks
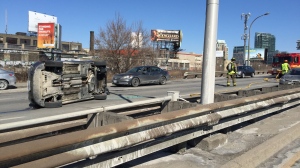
[277,59,292,79]
[281,60,291,75]
[226,58,237,86]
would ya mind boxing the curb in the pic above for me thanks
[221,122,300,168]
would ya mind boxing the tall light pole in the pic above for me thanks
[247,12,269,66]
[241,13,251,65]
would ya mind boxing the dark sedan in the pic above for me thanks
[112,66,170,87]
[236,66,255,78]
[279,68,300,85]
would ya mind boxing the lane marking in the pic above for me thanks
[0,116,25,121]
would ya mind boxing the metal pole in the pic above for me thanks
[201,0,219,104]
[241,13,250,65]
[247,12,270,64]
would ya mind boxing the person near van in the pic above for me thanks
[226,58,237,86]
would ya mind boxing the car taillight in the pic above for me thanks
[9,74,14,76]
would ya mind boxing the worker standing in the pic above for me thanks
[279,60,291,78]
[226,58,237,86]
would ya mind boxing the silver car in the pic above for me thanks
[279,68,300,85]
[0,68,17,90]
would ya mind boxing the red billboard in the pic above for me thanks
[151,29,182,42]
[37,23,55,49]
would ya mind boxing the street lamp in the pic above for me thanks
[247,12,269,66]
[241,13,251,65]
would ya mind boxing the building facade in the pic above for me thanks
[232,46,245,65]
[254,32,276,64]
[0,32,84,53]
[157,52,202,71]
[216,40,229,60]
[0,32,86,66]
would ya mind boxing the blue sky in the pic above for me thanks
[0,0,299,57]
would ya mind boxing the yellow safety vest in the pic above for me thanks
[281,63,289,74]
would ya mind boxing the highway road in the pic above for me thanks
[0,75,278,124]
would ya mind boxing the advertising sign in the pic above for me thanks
[37,23,55,49]
[151,29,182,42]
[246,48,265,60]
[28,11,57,32]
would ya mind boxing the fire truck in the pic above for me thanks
[270,53,300,75]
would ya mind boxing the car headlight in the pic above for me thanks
[122,75,133,79]
[237,71,242,75]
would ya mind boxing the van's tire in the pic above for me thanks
[44,101,62,108]
[251,72,254,77]
[94,94,107,100]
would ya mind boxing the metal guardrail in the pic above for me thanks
[1,86,300,167]
[183,71,268,79]
[0,96,174,146]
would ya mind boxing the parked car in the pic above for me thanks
[112,66,170,87]
[279,68,300,85]
[236,66,255,78]
[0,68,17,90]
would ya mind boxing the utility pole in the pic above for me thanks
[241,13,250,65]
[5,9,8,34]
[201,0,219,104]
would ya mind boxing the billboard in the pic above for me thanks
[28,11,57,32]
[37,23,55,48]
[151,29,182,42]
[246,48,265,60]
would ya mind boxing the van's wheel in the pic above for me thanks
[94,94,107,100]
[131,78,140,87]
[0,80,8,90]
[29,102,41,109]
[241,73,245,78]
[44,101,62,108]
[251,73,254,77]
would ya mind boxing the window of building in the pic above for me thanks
[0,37,3,44]
[6,37,17,44]
[33,40,37,46]
[20,39,30,45]
[174,62,178,68]
[62,44,70,51]
[185,63,190,70]
[180,63,184,68]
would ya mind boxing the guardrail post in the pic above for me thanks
[167,91,180,101]
[170,142,187,154]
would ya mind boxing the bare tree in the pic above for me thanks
[95,13,156,74]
